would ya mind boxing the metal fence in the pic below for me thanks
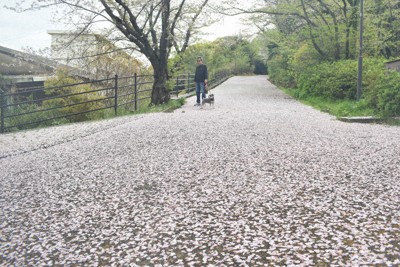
[171,69,231,97]
[0,70,231,133]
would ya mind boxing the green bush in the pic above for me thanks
[361,58,400,117]
[296,60,358,100]
[6,102,70,131]
[43,69,106,122]
[284,57,400,117]
[365,70,400,117]
[291,43,321,80]
[268,55,295,87]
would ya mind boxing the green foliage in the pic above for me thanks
[296,60,358,100]
[0,74,5,85]
[283,57,400,117]
[5,102,70,131]
[255,0,400,119]
[364,69,400,117]
[291,43,321,77]
[169,36,260,76]
[43,68,106,122]
[268,55,295,87]
[283,88,376,117]
[256,0,400,60]
[364,0,400,58]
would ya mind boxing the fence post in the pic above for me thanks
[0,90,4,133]
[134,73,138,111]
[187,73,190,94]
[175,76,179,97]
[114,74,118,115]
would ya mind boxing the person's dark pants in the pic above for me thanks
[195,82,206,103]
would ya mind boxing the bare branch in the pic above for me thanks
[171,0,187,33]
[300,0,327,58]
[212,1,317,27]
[177,0,210,54]
[51,47,140,61]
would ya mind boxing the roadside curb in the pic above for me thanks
[338,116,383,123]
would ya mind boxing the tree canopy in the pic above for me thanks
[12,0,216,105]
[222,0,400,61]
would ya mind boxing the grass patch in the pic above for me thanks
[384,117,400,126]
[282,87,376,117]
[300,97,376,117]
[2,98,186,133]
[281,87,399,126]
[81,98,186,124]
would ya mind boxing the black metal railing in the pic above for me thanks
[0,70,231,133]
[171,69,231,97]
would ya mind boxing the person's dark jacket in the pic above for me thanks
[194,64,208,82]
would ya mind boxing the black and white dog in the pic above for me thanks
[202,94,214,107]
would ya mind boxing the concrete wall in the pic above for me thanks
[48,30,98,68]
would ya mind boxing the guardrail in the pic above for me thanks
[0,74,155,133]
[0,70,231,133]
[171,69,231,97]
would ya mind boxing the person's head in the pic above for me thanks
[196,56,203,65]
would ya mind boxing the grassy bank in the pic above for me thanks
[3,98,186,133]
[282,88,400,126]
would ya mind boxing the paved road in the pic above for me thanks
[1,76,399,266]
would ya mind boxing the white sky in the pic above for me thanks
[0,2,59,51]
[0,2,253,53]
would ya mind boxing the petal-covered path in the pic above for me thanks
[0,76,399,266]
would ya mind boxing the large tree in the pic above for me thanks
[220,0,352,61]
[12,0,212,104]
[223,0,400,60]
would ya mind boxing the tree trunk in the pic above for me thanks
[300,0,327,60]
[151,66,170,105]
[345,25,351,59]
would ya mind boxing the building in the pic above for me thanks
[48,30,98,68]
[0,45,84,95]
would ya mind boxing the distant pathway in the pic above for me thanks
[1,76,399,266]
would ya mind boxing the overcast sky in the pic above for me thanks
[0,2,252,53]
[0,2,59,51]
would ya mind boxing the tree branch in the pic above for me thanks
[300,0,327,59]
[171,0,187,33]
[178,0,210,54]
[214,4,317,28]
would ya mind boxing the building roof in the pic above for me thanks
[0,45,56,76]
[0,45,87,78]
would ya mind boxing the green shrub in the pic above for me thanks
[359,58,400,117]
[365,70,400,117]
[6,102,69,131]
[43,69,106,122]
[291,43,321,81]
[290,57,400,117]
[296,60,358,100]
[268,55,295,87]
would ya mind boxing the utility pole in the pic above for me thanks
[357,0,364,101]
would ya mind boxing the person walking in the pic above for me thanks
[194,56,208,106]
